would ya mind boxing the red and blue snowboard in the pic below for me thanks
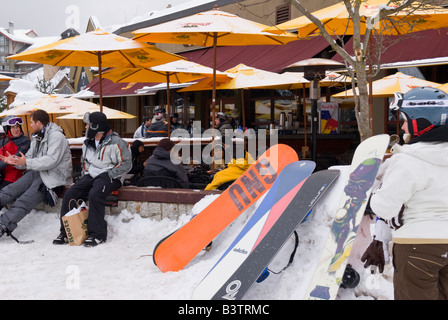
[194,167,340,300]
[193,160,316,299]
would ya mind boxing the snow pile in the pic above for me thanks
[0,165,394,300]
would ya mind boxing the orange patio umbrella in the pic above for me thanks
[437,82,448,93]
[6,29,184,111]
[265,1,448,133]
[132,7,298,129]
[179,63,309,127]
[101,59,229,135]
[265,0,448,37]
[332,72,441,98]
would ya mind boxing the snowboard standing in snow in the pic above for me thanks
[203,169,341,300]
[193,160,317,300]
[153,144,298,273]
[304,134,389,300]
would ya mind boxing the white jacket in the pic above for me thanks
[81,130,132,180]
[370,142,448,243]
[24,122,72,188]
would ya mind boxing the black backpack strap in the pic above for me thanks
[268,231,299,275]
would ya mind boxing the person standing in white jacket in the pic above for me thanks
[363,87,448,300]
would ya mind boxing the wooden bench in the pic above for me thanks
[116,186,221,204]
[62,185,221,205]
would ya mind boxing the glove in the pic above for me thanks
[361,239,387,274]
[361,219,392,273]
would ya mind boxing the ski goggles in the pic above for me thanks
[3,117,23,126]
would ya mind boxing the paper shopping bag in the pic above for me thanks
[62,200,89,246]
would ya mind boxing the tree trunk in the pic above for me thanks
[354,68,372,141]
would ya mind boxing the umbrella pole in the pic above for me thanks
[166,73,171,138]
[368,33,373,136]
[241,89,245,128]
[98,53,104,113]
[211,33,218,170]
[211,33,218,131]
[302,83,309,159]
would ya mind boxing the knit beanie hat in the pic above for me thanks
[157,138,175,151]
[153,113,163,122]
[132,139,144,148]
[86,111,109,139]
[131,139,144,156]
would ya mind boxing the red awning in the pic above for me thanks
[332,28,448,65]
[81,77,160,97]
[179,37,331,73]
[80,38,330,97]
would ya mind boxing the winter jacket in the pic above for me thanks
[0,133,30,183]
[82,130,132,180]
[23,122,72,189]
[133,123,150,139]
[205,151,254,190]
[147,121,168,138]
[370,142,448,244]
[217,120,233,137]
[143,146,189,188]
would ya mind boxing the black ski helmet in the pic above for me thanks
[390,86,448,137]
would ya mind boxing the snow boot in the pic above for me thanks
[53,232,68,245]
[84,235,106,247]
[0,221,6,238]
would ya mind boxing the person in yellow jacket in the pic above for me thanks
[205,138,254,190]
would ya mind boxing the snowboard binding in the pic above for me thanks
[340,264,360,289]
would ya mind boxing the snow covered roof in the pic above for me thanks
[113,0,240,35]
[4,67,71,108]
[0,27,37,45]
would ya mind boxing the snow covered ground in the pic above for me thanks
[0,166,394,300]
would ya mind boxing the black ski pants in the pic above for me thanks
[59,172,121,241]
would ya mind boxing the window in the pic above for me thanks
[0,36,6,53]
[276,4,290,25]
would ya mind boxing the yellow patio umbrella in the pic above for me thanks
[178,65,300,125]
[179,63,310,127]
[101,59,229,135]
[266,1,448,134]
[6,29,184,111]
[265,0,448,37]
[332,72,441,98]
[0,95,120,117]
[56,106,135,138]
[179,64,307,91]
[132,7,298,128]
[273,71,352,90]
[437,82,448,93]
[56,106,135,120]
[0,75,18,82]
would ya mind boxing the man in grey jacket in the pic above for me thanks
[0,109,72,241]
[54,111,132,247]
